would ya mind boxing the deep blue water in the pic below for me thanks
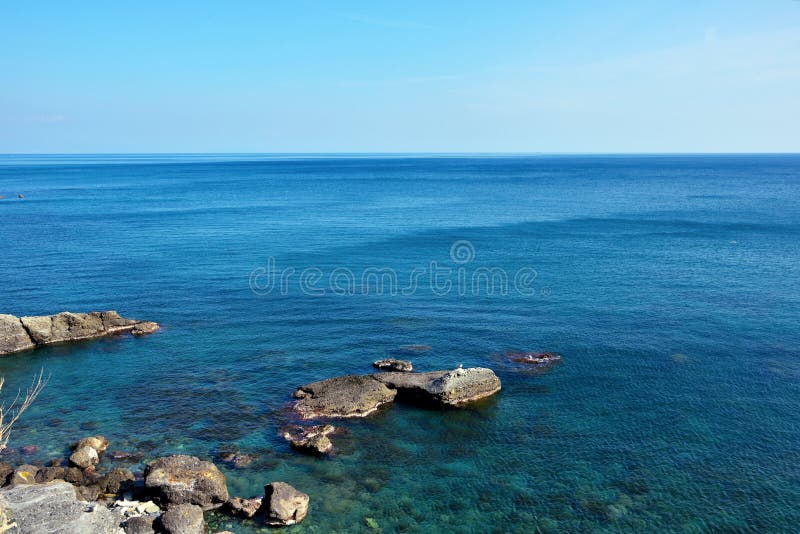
[1,154,799,533]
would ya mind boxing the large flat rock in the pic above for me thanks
[374,367,501,406]
[0,481,124,534]
[292,375,397,419]
[0,311,159,356]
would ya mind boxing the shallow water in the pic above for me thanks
[1,154,799,532]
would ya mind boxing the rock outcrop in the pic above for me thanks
[0,481,124,534]
[0,311,159,356]
[505,351,563,370]
[292,375,397,419]
[224,496,262,519]
[144,455,228,510]
[282,424,336,455]
[263,482,309,526]
[373,358,413,372]
[374,367,501,406]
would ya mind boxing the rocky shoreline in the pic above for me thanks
[0,311,159,356]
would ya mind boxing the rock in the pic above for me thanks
[144,455,228,509]
[63,467,90,486]
[0,314,36,355]
[0,311,159,356]
[263,482,309,526]
[35,467,66,484]
[373,359,413,372]
[158,503,206,534]
[505,351,562,369]
[131,322,159,336]
[10,465,38,486]
[17,194,23,199]
[99,468,135,496]
[72,435,109,453]
[0,463,14,486]
[69,446,99,469]
[74,484,102,502]
[292,375,397,419]
[224,496,262,519]
[374,367,501,406]
[123,514,156,534]
[0,481,124,534]
[19,445,39,455]
[216,451,256,469]
[282,424,335,455]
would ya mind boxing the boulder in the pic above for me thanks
[0,314,35,355]
[292,375,397,419]
[263,482,309,526]
[224,496,262,519]
[0,463,14,486]
[72,435,109,453]
[69,446,99,469]
[99,468,135,496]
[144,455,228,509]
[374,367,501,406]
[122,514,156,534]
[0,481,124,534]
[9,465,38,487]
[0,311,159,356]
[373,359,413,372]
[158,503,206,534]
[282,424,335,455]
[35,467,66,484]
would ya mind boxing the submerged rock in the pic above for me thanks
[505,351,562,369]
[292,375,397,419]
[224,496,262,519]
[282,424,336,455]
[144,455,228,510]
[0,311,159,356]
[374,367,501,406]
[0,481,123,534]
[263,482,309,526]
[373,359,413,372]
[158,503,206,534]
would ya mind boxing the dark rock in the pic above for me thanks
[0,481,123,534]
[17,194,23,199]
[158,503,206,534]
[0,462,14,486]
[374,367,501,406]
[123,514,157,534]
[373,359,413,372]
[505,350,563,370]
[63,467,90,485]
[263,482,309,526]
[10,465,38,486]
[144,455,228,509]
[282,424,335,455]
[216,450,256,469]
[74,484,102,501]
[0,311,159,356]
[35,467,66,484]
[292,374,397,419]
[19,445,39,455]
[99,468,135,496]
[224,496,262,519]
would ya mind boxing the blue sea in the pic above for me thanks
[1,154,799,533]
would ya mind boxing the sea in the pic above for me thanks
[1,154,798,532]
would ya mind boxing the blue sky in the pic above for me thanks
[1,1,798,153]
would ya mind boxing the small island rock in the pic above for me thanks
[292,375,396,419]
[282,424,336,455]
[374,367,501,406]
[373,358,413,372]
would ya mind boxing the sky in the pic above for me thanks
[1,1,799,153]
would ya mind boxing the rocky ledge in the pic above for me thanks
[0,311,159,356]
[292,367,501,419]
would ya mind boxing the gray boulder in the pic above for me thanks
[122,514,156,534]
[373,359,413,372]
[10,465,38,487]
[0,481,124,534]
[69,446,99,469]
[0,311,159,356]
[224,496,262,519]
[0,315,35,355]
[263,482,309,526]
[374,367,501,406]
[292,375,396,419]
[144,455,228,510]
[158,503,206,534]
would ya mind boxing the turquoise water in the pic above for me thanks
[1,154,799,532]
